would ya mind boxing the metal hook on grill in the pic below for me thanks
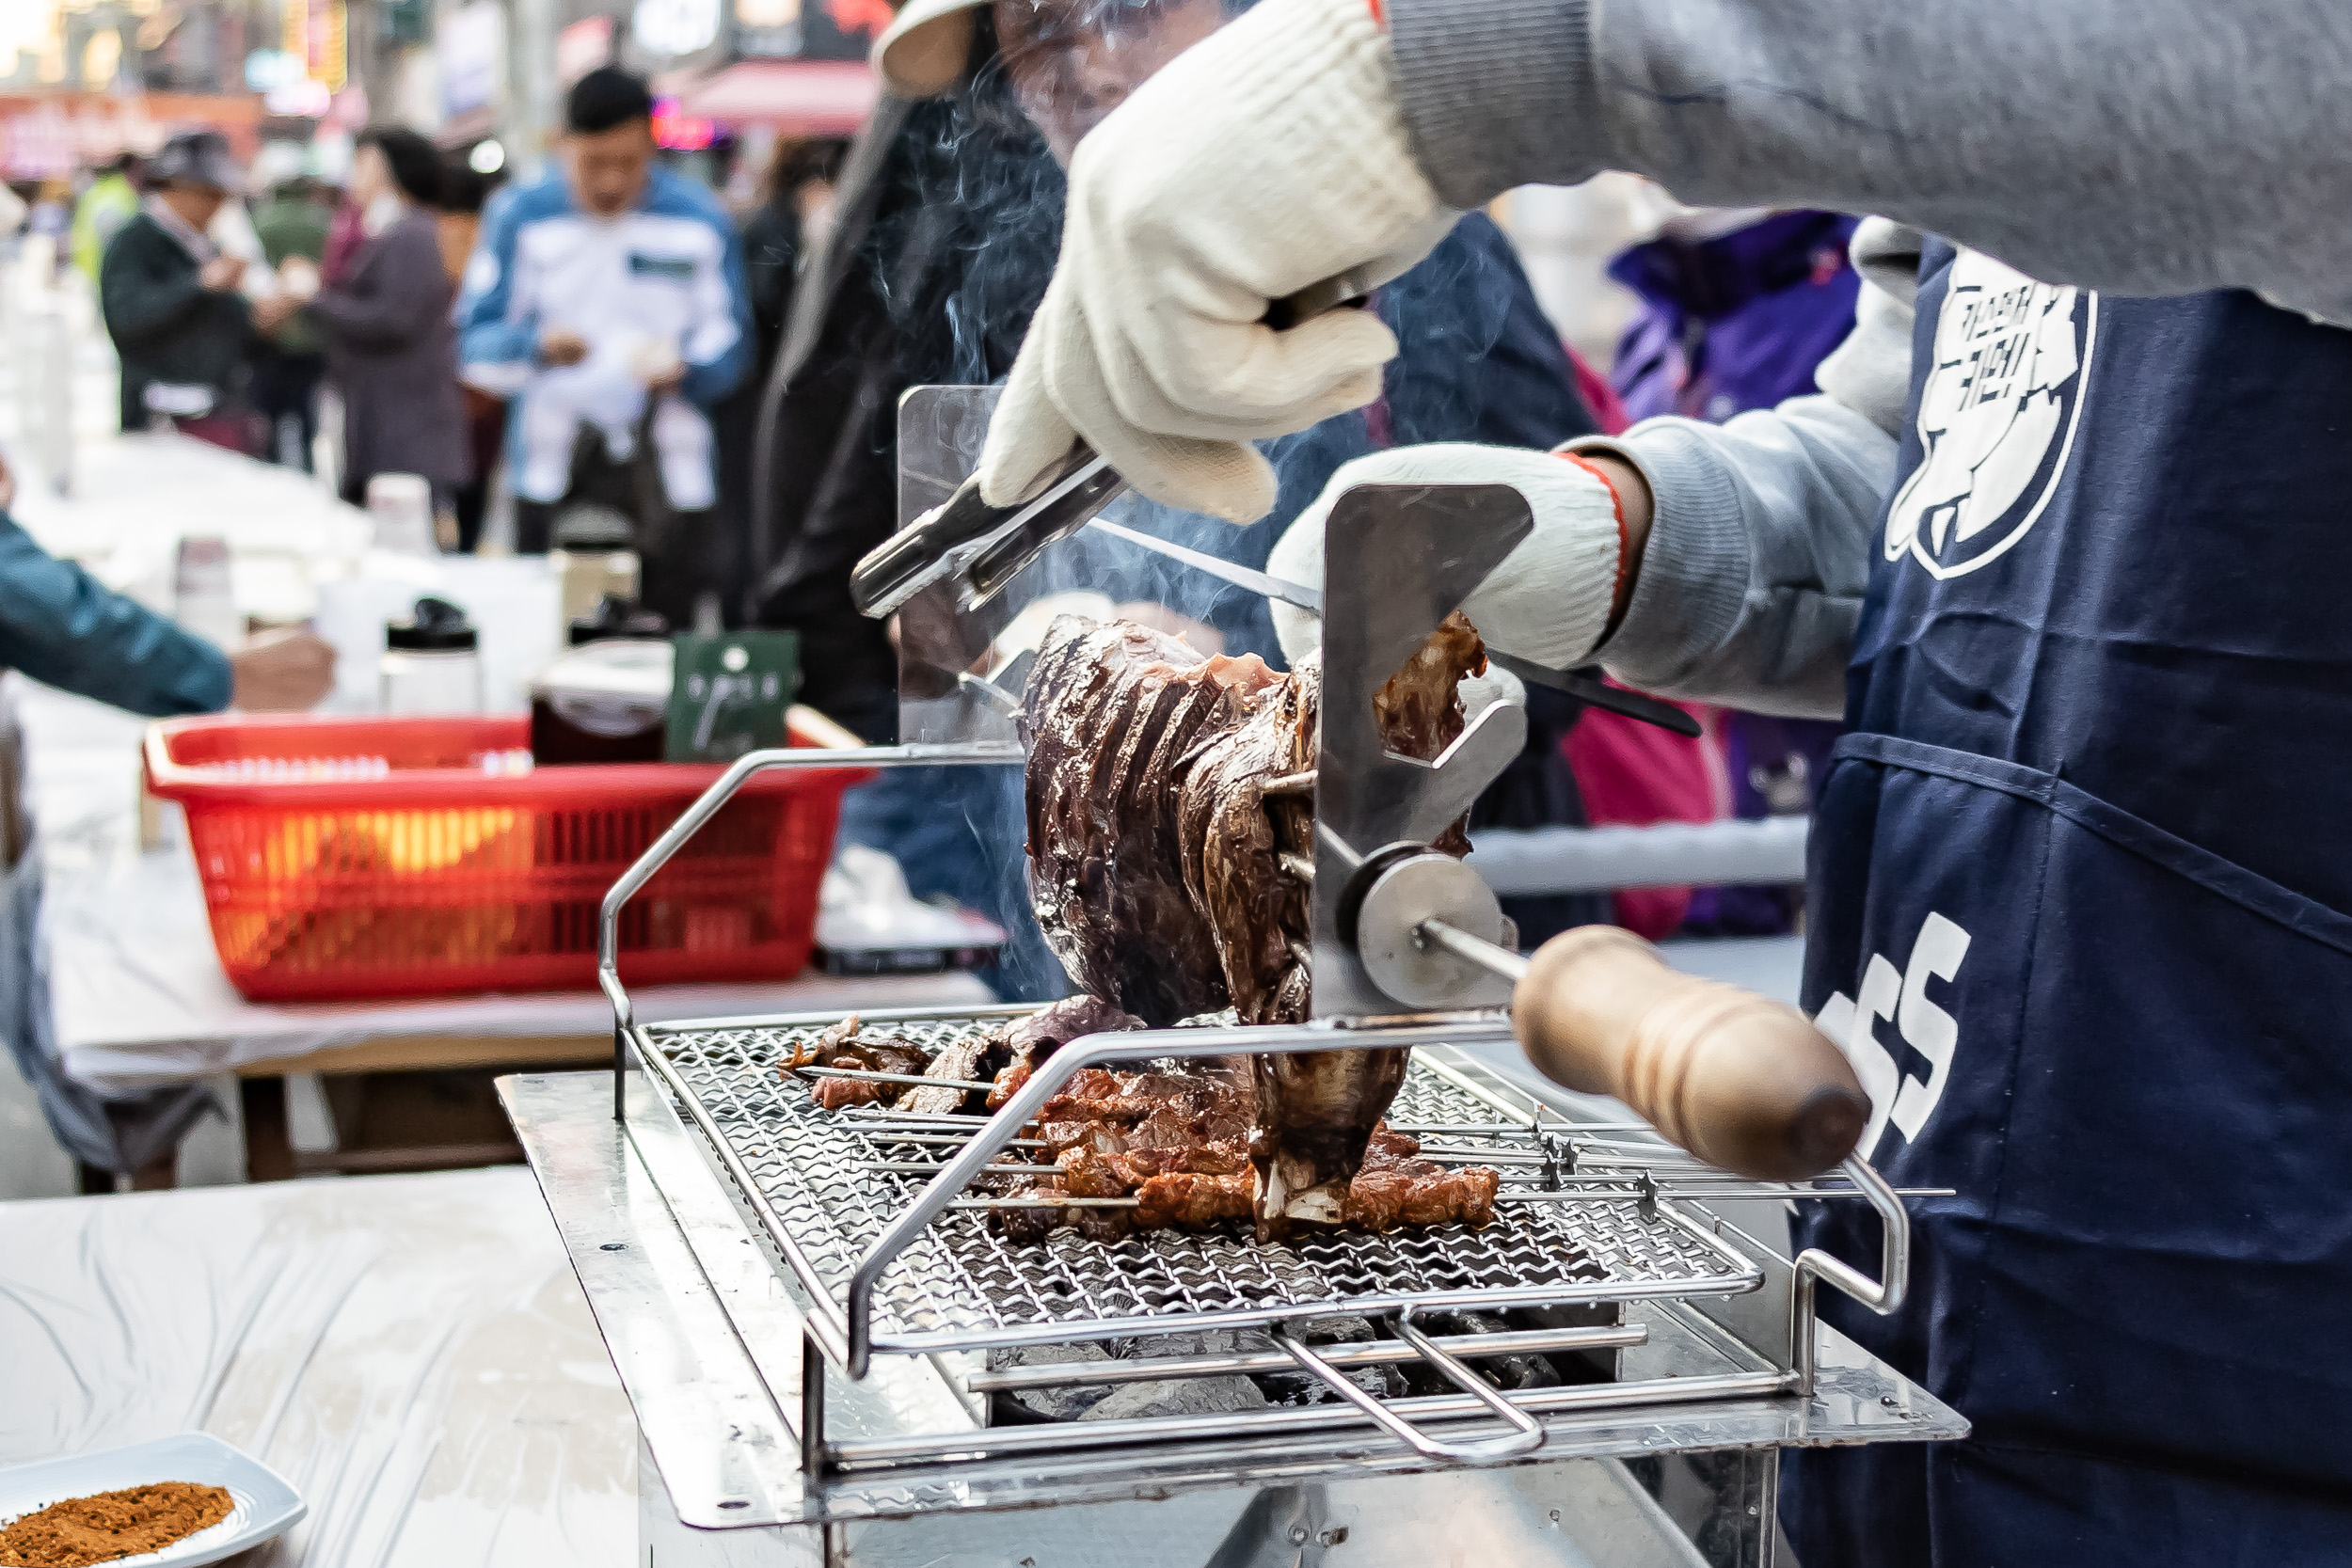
[1272,1310,1547,1462]
[1788,1153,1910,1395]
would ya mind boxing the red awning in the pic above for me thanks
[675,60,879,136]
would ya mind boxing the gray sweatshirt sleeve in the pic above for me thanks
[1564,220,1917,719]
[1387,0,2352,325]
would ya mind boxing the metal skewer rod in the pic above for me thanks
[797,1065,999,1093]
[1279,851,1316,883]
[1415,916,1530,984]
[1499,1185,1956,1203]
[1261,770,1316,797]
[859,1132,1050,1150]
[838,1108,1004,1126]
[949,1196,1141,1210]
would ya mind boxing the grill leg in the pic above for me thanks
[801,1331,827,1480]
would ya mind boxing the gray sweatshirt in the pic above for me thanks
[1576,219,1919,720]
[1387,0,2352,326]
[1381,2,2352,718]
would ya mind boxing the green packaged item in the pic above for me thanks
[665,630,800,762]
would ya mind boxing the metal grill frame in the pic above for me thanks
[631,1004,1769,1378]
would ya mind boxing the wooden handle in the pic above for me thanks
[1512,927,1869,1181]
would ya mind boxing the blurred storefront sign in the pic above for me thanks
[556,16,614,87]
[437,0,501,119]
[0,91,263,177]
[671,57,873,135]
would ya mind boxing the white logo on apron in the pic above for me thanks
[1885,251,2098,578]
[1814,911,1972,1158]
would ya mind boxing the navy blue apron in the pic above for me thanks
[1782,241,2352,1566]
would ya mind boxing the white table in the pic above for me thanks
[0,1166,638,1567]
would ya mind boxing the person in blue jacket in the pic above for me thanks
[454,68,752,625]
[828,0,1602,1000]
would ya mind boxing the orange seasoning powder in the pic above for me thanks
[0,1482,234,1567]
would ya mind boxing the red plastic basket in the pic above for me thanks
[144,710,874,1002]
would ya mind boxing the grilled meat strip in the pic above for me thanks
[790,1016,939,1110]
[984,994,1145,1111]
[1179,659,1318,1026]
[1024,617,1282,1024]
[898,1030,1005,1117]
[1248,612,1488,1238]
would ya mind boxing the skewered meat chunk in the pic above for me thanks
[790,1016,938,1108]
[985,994,1144,1110]
[898,1030,1004,1117]
[812,1075,881,1110]
[1136,1172,1257,1229]
[1024,618,1282,1023]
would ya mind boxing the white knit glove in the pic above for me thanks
[977,0,1453,526]
[1266,444,1628,668]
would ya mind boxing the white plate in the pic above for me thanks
[0,1433,305,1566]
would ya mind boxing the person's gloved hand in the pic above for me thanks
[1266,444,1642,669]
[977,0,1454,526]
[229,627,336,712]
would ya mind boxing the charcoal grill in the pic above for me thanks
[501,386,1964,1565]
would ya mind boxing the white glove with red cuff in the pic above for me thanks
[977,0,1453,526]
[1266,444,1629,668]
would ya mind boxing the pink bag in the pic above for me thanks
[1561,692,1725,939]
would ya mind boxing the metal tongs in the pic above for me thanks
[849,274,1372,621]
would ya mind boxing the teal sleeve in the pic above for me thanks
[0,510,232,715]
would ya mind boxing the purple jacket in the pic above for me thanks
[1609,210,1859,425]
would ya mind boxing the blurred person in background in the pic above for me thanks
[247,159,335,471]
[741,138,846,372]
[99,132,282,454]
[299,127,469,519]
[455,67,752,623]
[70,152,139,283]
[436,158,507,553]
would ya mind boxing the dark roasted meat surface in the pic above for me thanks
[1021,611,1489,1237]
[1023,617,1282,1024]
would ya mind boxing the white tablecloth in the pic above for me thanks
[0,1168,637,1567]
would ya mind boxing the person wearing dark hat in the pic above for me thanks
[454,67,751,622]
[298,126,470,517]
[97,130,271,452]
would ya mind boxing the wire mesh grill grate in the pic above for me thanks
[653,1013,1757,1354]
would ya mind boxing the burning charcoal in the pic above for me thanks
[995,1342,1119,1422]
[1079,1376,1268,1421]
[1406,1310,1562,1394]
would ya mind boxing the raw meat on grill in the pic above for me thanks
[984,994,1145,1110]
[1022,617,1283,1024]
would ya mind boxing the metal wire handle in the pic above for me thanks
[1272,1308,1549,1462]
[1789,1153,1910,1392]
[597,739,1023,1114]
